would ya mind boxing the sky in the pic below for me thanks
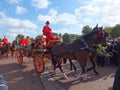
[0,0,120,42]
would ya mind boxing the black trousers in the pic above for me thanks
[113,68,120,90]
[113,55,120,90]
[97,55,105,67]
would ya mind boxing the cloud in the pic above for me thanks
[55,24,83,35]
[16,6,27,15]
[0,14,37,29]
[37,9,79,25]
[6,29,38,42]
[31,0,51,9]
[0,12,6,18]
[56,13,78,25]
[76,0,120,27]
[6,0,21,4]
[99,0,120,26]
[83,18,92,23]
[0,12,38,42]
[74,5,100,15]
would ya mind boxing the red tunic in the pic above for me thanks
[42,26,55,43]
[20,38,28,46]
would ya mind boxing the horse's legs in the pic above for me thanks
[91,59,99,75]
[86,57,99,75]
[53,58,68,79]
[58,62,68,79]
[80,63,90,80]
[58,62,63,73]
[69,60,76,71]
[81,63,86,75]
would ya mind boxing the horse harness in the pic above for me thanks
[69,38,91,60]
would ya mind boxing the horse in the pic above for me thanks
[65,45,99,75]
[50,25,108,79]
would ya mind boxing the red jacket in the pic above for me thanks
[42,26,55,42]
[2,37,8,45]
[20,38,28,46]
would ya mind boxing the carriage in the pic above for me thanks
[0,43,13,59]
[15,25,108,78]
[15,35,61,73]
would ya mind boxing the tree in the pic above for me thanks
[62,33,80,43]
[104,26,113,37]
[0,38,2,42]
[110,24,120,38]
[15,34,24,45]
[104,27,112,33]
[30,37,35,42]
[82,25,92,35]
[62,33,71,43]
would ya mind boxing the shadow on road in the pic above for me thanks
[53,61,117,90]
[0,59,45,90]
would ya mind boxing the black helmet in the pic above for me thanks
[46,21,50,24]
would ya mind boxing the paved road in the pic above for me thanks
[0,57,118,90]
[41,60,117,90]
[0,57,45,90]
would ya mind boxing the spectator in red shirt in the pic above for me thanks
[2,36,9,46]
[42,21,60,44]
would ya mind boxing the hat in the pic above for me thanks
[46,21,50,24]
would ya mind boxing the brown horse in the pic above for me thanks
[50,25,108,79]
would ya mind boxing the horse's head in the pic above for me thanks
[93,25,108,45]
[83,24,108,46]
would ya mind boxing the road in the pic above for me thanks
[0,57,45,90]
[52,61,117,90]
[0,56,118,90]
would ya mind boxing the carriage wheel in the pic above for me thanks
[33,56,44,73]
[16,49,23,64]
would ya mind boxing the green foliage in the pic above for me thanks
[15,34,24,45]
[62,33,80,43]
[30,37,35,42]
[0,38,2,42]
[104,26,112,33]
[62,33,71,43]
[110,24,120,38]
[82,25,92,35]
[104,26,113,37]
[52,32,59,36]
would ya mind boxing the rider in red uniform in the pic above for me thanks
[42,21,60,44]
[19,36,28,47]
[42,21,60,68]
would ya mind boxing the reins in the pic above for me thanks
[52,37,91,59]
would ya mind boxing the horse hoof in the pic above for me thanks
[83,77,88,81]
[74,68,77,71]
